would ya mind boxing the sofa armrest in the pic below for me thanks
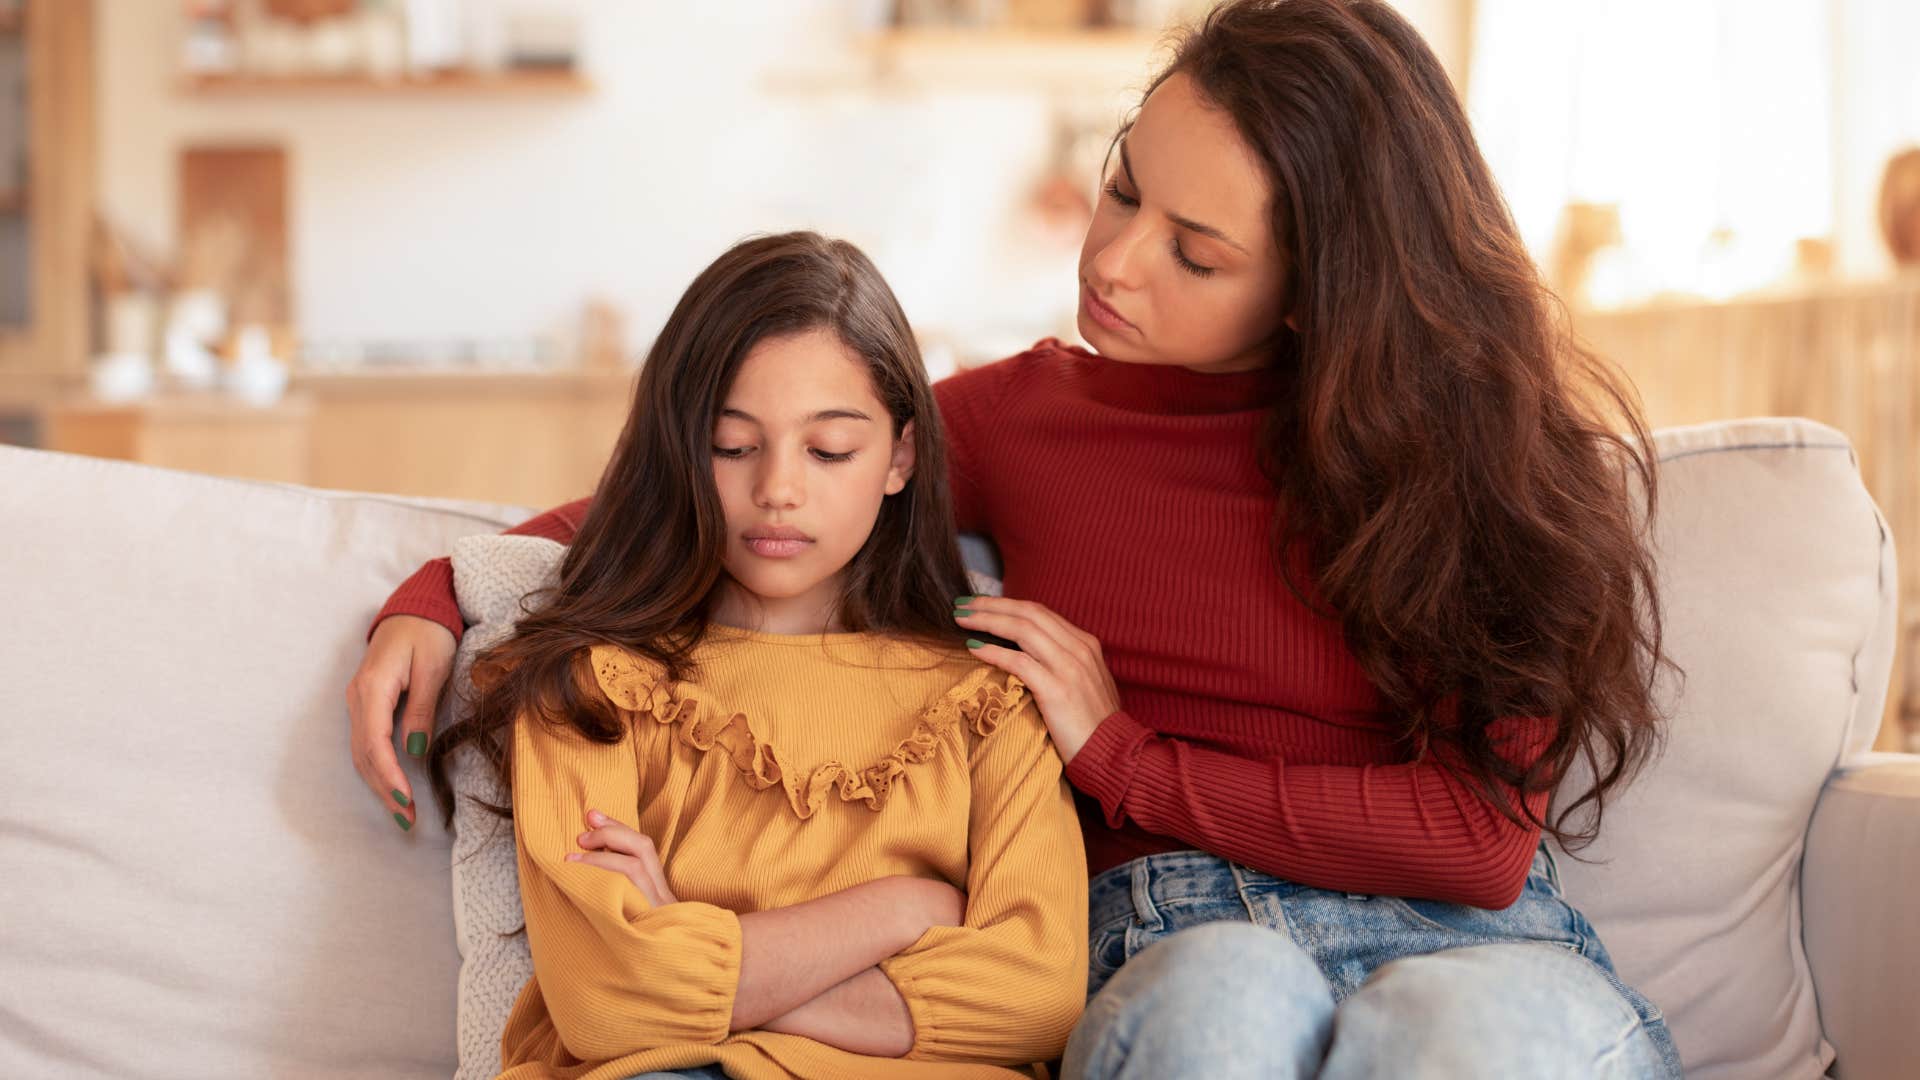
[1802,752,1920,1080]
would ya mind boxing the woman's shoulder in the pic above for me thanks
[936,337,1095,405]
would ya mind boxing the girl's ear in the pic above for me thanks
[884,419,917,496]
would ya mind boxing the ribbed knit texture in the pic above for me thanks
[494,630,1087,1080]
[373,338,1546,909]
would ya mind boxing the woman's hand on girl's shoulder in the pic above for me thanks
[951,595,1120,766]
[566,808,678,905]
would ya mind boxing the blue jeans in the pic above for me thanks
[624,1069,729,1079]
[1063,845,1683,1079]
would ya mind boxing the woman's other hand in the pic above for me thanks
[348,614,457,830]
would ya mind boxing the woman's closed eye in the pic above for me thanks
[1102,180,1217,279]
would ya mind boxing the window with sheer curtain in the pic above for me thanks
[1466,0,1918,309]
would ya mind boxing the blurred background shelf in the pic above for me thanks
[764,28,1170,98]
[177,68,594,98]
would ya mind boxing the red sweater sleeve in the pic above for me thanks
[1064,709,1551,908]
[366,496,594,645]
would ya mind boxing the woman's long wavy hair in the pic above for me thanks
[1152,0,1671,848]
[426,231,976,826]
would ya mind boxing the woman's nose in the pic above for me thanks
[1088,218,1150,292]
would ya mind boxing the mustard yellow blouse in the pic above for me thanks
[497,626,1088,1080]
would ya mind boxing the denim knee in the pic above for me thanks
[1063,922,1335,1080]
[1322,942,1677,1080]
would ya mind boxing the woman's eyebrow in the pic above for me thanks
[1120,140,1249,255]
[719,407,875,424]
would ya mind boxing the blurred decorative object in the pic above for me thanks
[163,330,221,388]
[90,214,174,296]
[1548,201,1622,309]
[163,290,224,390]
[502,6,582,71]
[1026,117,1095,234]
[1880,147,1920,268]
[178,145,291,351]
[178,0,588,92]
[225,323,290,405]
[1793,237,1835,281]
[263,0,353,23]
[579,299,626,371]
[89,351,156,403]
[103,292,159,358]
[181,1,239,74]
[404,0,463,73]
[1004,0,1098,30]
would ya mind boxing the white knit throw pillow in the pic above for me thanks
[446,534,566,1080]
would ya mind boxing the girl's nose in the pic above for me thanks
[754,449,805,510]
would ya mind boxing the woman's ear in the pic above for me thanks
[884,419,917,496]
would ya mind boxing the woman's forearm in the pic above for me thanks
[759,967,914,1057]
[730,877,941,1031]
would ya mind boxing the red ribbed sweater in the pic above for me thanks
[374,339,1547,907]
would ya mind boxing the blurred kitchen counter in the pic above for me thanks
[39,367,635,509]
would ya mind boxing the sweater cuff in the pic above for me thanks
[1064,709,1153,828]
[366,557,465,645]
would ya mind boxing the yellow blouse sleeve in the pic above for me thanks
[880,694,1089,1065]
[511,698,743,1062]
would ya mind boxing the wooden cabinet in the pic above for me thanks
[43,392,315,486]
[40,369,635,509]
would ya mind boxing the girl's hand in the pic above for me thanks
[566,809,678,906]
[952,595,1120,766]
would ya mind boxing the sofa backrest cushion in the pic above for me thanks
[1549,418,1896,1080]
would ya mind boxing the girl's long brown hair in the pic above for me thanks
[1155,0,1670,848]
[427,231,975,825]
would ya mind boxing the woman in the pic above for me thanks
[348,2,1680,1074]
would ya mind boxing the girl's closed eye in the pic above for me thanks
[711,445,857,462]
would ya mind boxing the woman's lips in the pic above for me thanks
[1081,285,1136,333]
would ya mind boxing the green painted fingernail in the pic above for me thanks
[954,595,974,606]
[394,811,411,831]
[392,789,411,808]
[407,732,427,757]
[953,607,973,618]
[966,638,985,650]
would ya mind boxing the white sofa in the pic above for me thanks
[1,416,1916,1079]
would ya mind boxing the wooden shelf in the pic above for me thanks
[765,27,1169,98]
[178,68,594,98]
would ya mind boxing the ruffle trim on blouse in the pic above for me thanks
[585,644,1026,820]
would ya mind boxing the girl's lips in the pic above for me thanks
[1082,286,1136,333]
[745,537,812,558]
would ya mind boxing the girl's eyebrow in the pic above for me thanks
[1120,140,1249,255]
[719,407,875,424]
